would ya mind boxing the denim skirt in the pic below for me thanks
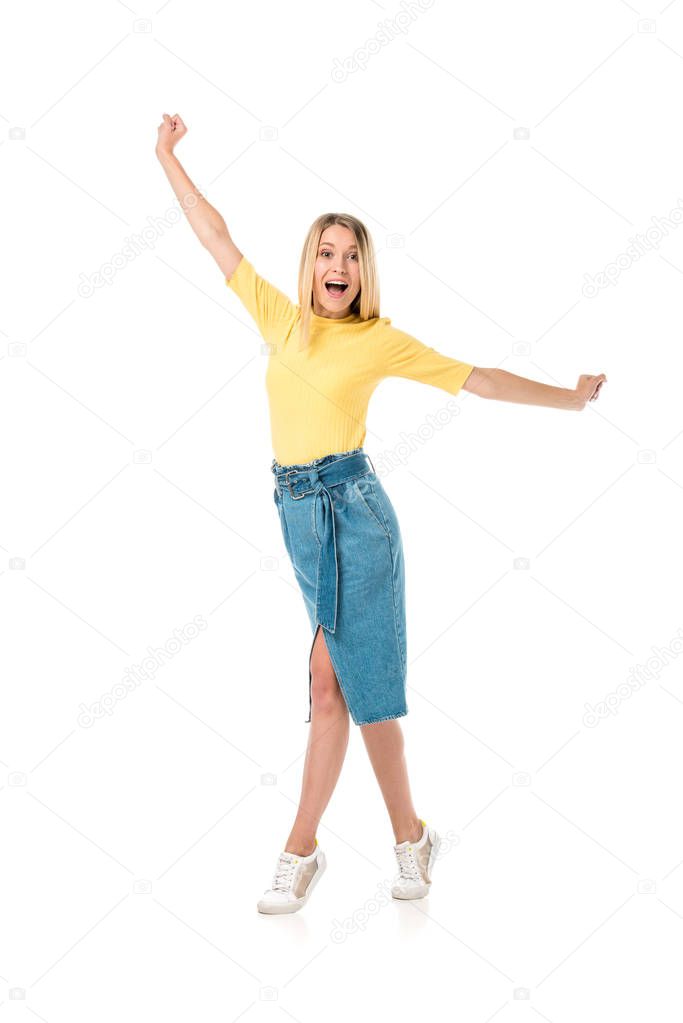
[271,446,407,726]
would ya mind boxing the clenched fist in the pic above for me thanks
[575,373,607,408]
[156,112,188,157]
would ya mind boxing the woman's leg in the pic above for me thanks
[360,720,422,844]
[284,626,350,855]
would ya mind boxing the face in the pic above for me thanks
[312,225,361,318]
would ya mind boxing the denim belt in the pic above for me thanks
[272,450,374,633]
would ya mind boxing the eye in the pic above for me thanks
[320,250,332,257]
[349,253,358,260]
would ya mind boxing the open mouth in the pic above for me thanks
[325,281,349,297]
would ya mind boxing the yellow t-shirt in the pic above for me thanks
[226,255,474,465]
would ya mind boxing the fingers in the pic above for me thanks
[158,112,185,135]
[583,373,607,402]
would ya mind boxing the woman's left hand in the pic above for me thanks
[575,373,607,408]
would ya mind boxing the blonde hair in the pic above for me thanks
[296,213,380,351]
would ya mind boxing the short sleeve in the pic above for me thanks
[380,320,474,396]
[226,255,299,347]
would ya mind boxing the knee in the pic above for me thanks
[311,668,346,715]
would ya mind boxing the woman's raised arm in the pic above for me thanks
[155,112,243,279]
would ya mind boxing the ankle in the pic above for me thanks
[394,817,423,844]
[284,838,316,856]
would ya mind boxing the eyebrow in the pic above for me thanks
[319,242,358,250]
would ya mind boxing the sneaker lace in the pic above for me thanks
[271,853,297,893]
[395,845,421,883]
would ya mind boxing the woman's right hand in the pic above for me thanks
[156,112,187,157]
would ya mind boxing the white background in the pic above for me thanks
[2,0,682,1019]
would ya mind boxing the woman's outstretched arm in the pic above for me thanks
[462,367,607,411]
[155,112,243,279]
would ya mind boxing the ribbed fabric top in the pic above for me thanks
[225,255,474,466]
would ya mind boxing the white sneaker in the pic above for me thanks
[257,839,326,914]
[391,819,441,900]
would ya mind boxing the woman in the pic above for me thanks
[156,112,607,915]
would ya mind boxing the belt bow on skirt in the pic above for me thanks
[273,450,372,632]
